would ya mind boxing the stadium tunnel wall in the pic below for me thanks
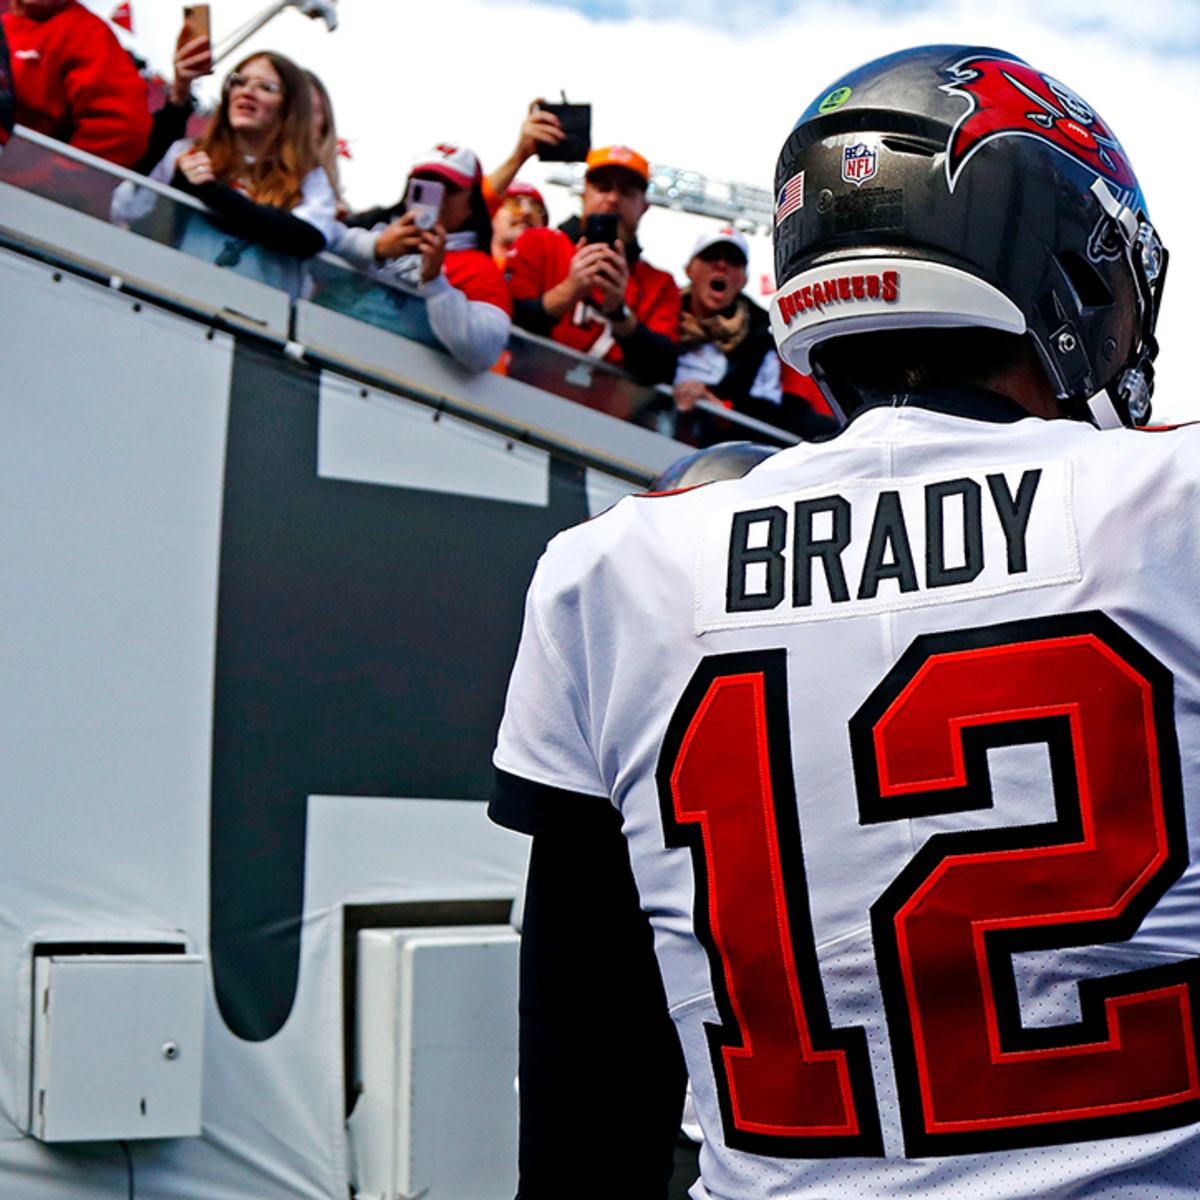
[0,206,681,1195]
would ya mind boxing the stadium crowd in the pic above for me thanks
[0,0,832,437]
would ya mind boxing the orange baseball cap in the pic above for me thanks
[585,144,650,186]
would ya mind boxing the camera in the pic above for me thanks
[535,101,591,163]
[584,213,619,247]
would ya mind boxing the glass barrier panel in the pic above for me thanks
[632,393,798,450]
[0,130,124,223]
[503,335,798,449]
[0,132,322,300]
[502,331,663,424]
[110,175,315,299]
[305,253,441,351]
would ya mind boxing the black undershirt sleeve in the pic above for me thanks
[135,99,193,176]
[616,321,679,386]
[511,296,559,337]
[496,777,686,1200]
[173,172,327,258]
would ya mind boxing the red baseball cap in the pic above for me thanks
[505,180,547,212]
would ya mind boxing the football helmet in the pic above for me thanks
[770,45,1167,425]
[648,442,777,492]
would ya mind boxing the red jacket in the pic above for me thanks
[444,246,512,315]
[3,1,149,168]
[506,226,679,369]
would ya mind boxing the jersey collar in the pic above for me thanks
[847,385,1036,426]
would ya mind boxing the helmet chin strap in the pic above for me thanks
[808,361,853,426]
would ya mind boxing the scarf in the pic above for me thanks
[679,290,752,355]
[378,229,479,288]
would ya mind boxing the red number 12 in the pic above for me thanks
[657,613,1200,1157]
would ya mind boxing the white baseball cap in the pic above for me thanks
[409,143,482,189]
[689,226,750,265]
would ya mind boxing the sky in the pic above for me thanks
[87,0,1200,420]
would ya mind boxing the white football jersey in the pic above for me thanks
[494,395,1200,1199]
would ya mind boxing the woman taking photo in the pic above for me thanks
[114,51,336,299]
[335,144,512,372]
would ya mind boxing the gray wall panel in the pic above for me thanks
[0,243,624,1198]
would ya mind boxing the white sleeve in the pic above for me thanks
[110,138,189,226]
[673,341,727,387]
[329,222,381,268]
[493,571,607,802]
[749,348,783,403]
[419,273,512,372]
[292,167,339,241]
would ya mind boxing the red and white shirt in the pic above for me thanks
[494,392,1200,1199]
[506,225,679,368]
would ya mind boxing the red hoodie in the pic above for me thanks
[2,1,149,167]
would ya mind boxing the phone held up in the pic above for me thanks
[181,3,210,43]
[535,96,591,163]
[405,178,444,231]
[584,213,619,248]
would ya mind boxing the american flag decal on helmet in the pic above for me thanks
[775,171,805,226]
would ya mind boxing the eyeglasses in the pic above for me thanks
[226,73,283,96]
[697,248,747,269]
[504,196,545,216]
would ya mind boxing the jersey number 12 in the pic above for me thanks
[657,611,1200,1157]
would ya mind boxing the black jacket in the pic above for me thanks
[682,292,838,438]
[696,291,777,408]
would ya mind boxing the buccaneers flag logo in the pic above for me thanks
[941,55,1135,193]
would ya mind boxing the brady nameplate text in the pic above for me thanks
[696,462,1081,633]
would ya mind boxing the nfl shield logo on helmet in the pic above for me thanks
[842,143,878,187]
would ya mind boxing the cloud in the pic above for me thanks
[531,0,1200,55]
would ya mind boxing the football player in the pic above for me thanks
[492,45,1197,1200]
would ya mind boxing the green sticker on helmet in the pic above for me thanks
[818,86,852,114]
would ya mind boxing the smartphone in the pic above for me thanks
[584,213,619,247]
[536,101,591,163]
[405,178,444,231]
[182,3,210,43]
